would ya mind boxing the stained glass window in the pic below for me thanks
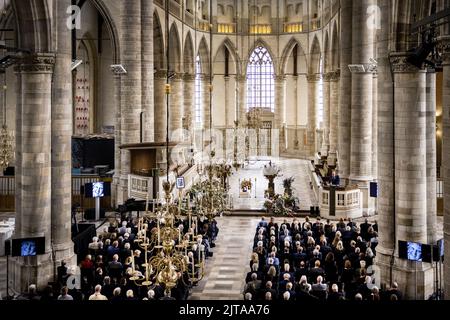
[246,46,275,112]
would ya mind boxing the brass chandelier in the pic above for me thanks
[0,73,14,171]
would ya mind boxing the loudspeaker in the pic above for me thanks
[370,182,378,198]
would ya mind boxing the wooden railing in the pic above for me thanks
[0,176,14,212]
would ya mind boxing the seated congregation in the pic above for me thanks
[17,215,219,301]
[244,216,403,301]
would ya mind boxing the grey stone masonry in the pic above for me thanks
[14,53,55,291]
[120,0,142,196]
[338,0,353,180]
[349,0,374,183]
[307,74,319,155]
[322,73,331,155]
[440,35,450,300]
[154,70,168,143]
[51,0,75,263]
[141,0,154,142]
[426,70,437,244]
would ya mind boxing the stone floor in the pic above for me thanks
[189,216,260,300]
[228,157,318,211]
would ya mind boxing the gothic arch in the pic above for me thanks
[153,10,165,70]
[245,38,277,77]
[11,0,52,52]
[331,21,339,70]
[323,31,331,73]
[198,36,210,75]
[280,37,308,75]
[184,31,195,74]
[213,38,241,75]
[168,22,182,73]
[90,0,121,63]
[309,35,321,74]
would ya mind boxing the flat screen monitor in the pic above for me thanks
[84,182,111,198]
[407,242,422,261]
[11,237,45,257]
[438,238,444,258]
[176,177,185,189]
[398,240,423,262]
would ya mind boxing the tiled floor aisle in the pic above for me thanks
[189,216,260,300]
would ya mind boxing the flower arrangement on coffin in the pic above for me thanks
[263,194,293,216]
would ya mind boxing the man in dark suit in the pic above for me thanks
[360,219,372,240]
[57,260,68,287]
[330,170,340,186]
[327,284,344,301]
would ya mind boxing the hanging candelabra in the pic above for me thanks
[0,74,14,171]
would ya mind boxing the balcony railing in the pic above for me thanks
[198,19,210,32]
[217,23,236,34]
[249,24,272,34]
[284,22,303,33]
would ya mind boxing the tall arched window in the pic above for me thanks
[246,46,275,112]
[195,55,202,124]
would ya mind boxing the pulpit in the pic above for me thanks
[119,142,178,200]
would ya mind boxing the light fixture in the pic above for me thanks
[71,59,83,71]
[110,64,127,75]
[0,72,14,171]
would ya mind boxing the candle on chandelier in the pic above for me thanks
[157,221,161,244]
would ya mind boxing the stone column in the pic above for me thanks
[322,73,331,155]
[307,74,319,155]
[202,76,211,131]
[388,53,432,299]
[349,0,374,185]
[154,70,168,142]
[329,70,340,163]
[170,73,183,142]
[183,73,195,142]
[14,54,55,290]
[440,36,450,299]
[237,75,247,127]
[141,0,154,142]
[375,0,396,292]
[338,0,353,180]
[391,54,427,244]
[113,74,124,205]
[15,68,22,238]
[274,75,286,151]
[426,69,437,244]
[51,0,75,265]
[120,0,142,196]
[224,76,230,128]
[372,72,378,180]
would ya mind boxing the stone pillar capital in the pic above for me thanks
[306,73,321,82]
[274,75,286,82]
[236,74,246,82]
[183,73,196,81]
[389,52,425,73]
[330,69,341,81]
[171,72,184,81]
[14,53,55,73]
[154,69,168,79]
[323,72,334,82]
